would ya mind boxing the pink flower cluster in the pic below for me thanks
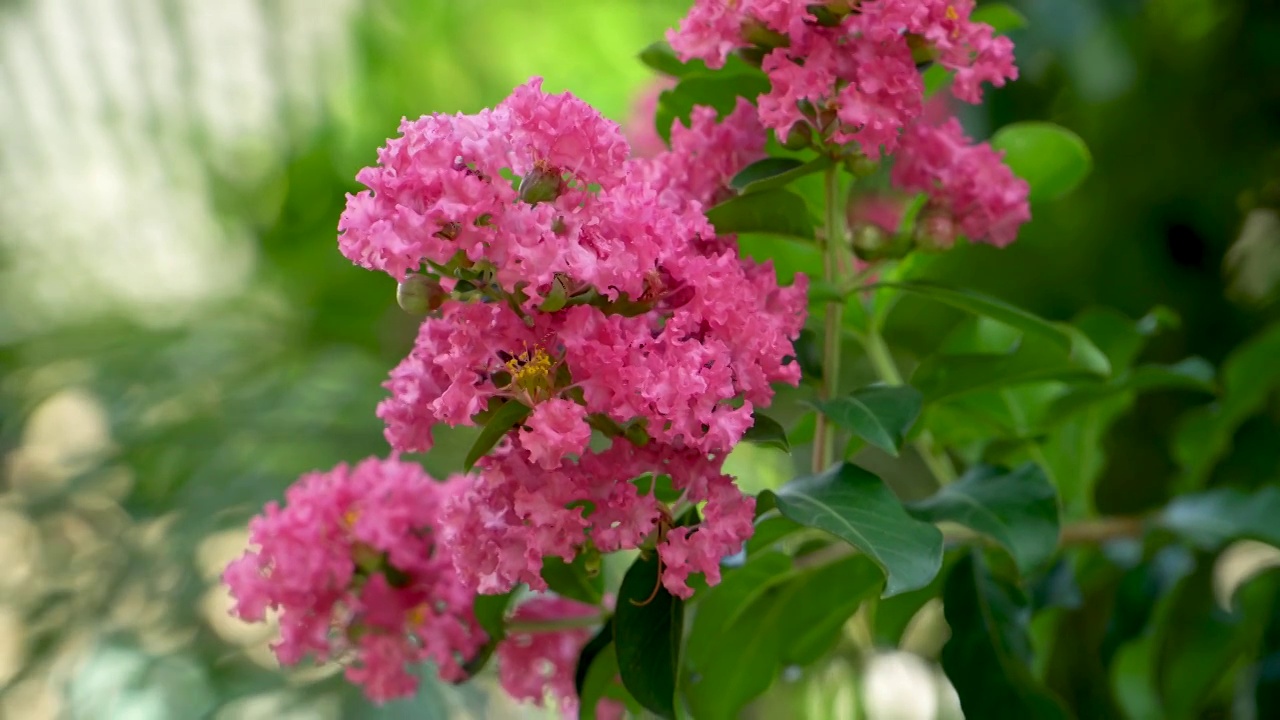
[340,79,804,603]
[668,0,1029,245]
[221,457,483,702]
[224,457,632,711]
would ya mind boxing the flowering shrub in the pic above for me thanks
[220,3,1280,718]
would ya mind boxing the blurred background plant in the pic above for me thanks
[1,0,1278,718]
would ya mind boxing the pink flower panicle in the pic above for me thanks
[666,0,1029,245]
[339,79,801,604]
[222,457,483,703]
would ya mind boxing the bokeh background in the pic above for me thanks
[1,0,1278,718]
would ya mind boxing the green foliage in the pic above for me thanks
[811,384,923,456]
[992,122,1094,202]
[615,552,684,719]
[705,188,816,240]
[908,464,1061,574]
[741,412,792,452]
[762,463,944,596]
[942,553,1071,719]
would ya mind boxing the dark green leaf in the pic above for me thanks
[615,552,683,718]
[912,333,1105,403]
[574,618,613,697]
[705,188,815,240]
[941,553,1071,719]
[473,591,514,641]
[1173,323,1280,489]
[908,463,1061,574]
[811,384,923,456]
[971,3,1029,34]
[464,400,531,471]
[991,122,1093,202]
[874,553,956,646]
[729,155,834,195]
[656,72,770,143]
[541,554,604,606]
[1156,487,1280,550]
[461,591,516,677]
[872,281,1095,361]
[1044,358,1215,424]
[742,412,791,452]
[763,462,943,596]
[684,554,880,719]
[793,328,824,383]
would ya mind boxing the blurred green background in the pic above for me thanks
[1,0,1277,718]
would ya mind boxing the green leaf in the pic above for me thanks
[656,72,770,143]
[742,412,791,452]
[615,552,683,718]
[991,122,1093,202]
[685,552,792,673]
[776,555,883,664]
[744,513,803,556]
[729,155,834,195]
[705,188,815,240]
[541,554,604,606]
[1173,323,1280,489]
[912,333,1105,403]
[464,400,531,471]
[811,384,923,457]
[1156,487,1280,550]
[762,462,943,596]
[638,41,692,77]
[908,463,1061,574]
[684,554,881,720]
[941,553,1071,719]
[575,619,613,696]
[461,590,516,677]
[971,3,1029,34]
[872,281,1078,356]
[1044,358,1215,424]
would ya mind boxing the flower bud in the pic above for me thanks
[843,153,878,178]
[740,19,789,49]
[397,274,446,316]
[807,2,853,27]
[518,159,565,204]
[906,34,936,68]
[851,224,914,261]
[914,209,958,252]
[781,122,812,151]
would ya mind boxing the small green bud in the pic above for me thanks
[851,224,914,261]
[842,153,878,178]
[781,122,812,151]
[914,210,958,252]
[518,160,565,204]
[907,34,936,68]
[740,19,789,49]
[396,274,445,316]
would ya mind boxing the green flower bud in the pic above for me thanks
[396,274,445,316]
[914,209,958,252]
[852,224,914,261]
[518,160,565,204]
[740,19,789,49]
[782,122,812,151]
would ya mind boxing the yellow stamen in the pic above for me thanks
[946,5,959,21]
[343,509,359,528]
[507,348,555,393]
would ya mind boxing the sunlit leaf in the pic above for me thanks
[992,122,1093,202]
